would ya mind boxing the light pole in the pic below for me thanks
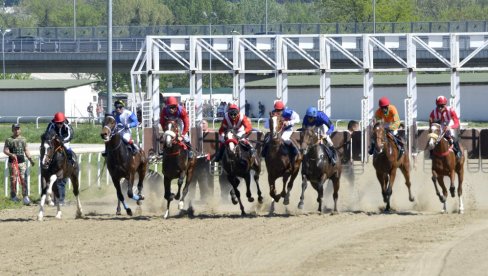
[203,11,217,112]
[1,28,11,79]
[373,0,376,33]
[73,0,77,40]
[265,0,268,34]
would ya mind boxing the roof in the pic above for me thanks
[163,87,232,94]
[0,79,98,90]
[245,72,488,88]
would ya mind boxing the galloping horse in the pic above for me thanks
[371,122,414,212]
[427,123,465,213]
[161,120,196,219]
[298,126,342,213]
[38,130,83,221]
[221,129,263,215]
[264,113,302,205]
[100,115,147,216]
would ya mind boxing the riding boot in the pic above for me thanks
[368,141,375,155]
[330,148,337,166]
[213,145,225,162]
[395,135,405,155]
[453,140,462,159]
[66,149,75,165]
[261,143,268,158]
[130,142,139,153]
[286,143,298,164]
[184,141,194,159]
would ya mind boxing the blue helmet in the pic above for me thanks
[306,107,318,117]
[282,108,293,119]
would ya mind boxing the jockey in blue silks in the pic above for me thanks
[262,101,300,162]
[302,106,337,165]
[112,100,140,153]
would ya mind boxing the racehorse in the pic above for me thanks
[221,129,263,216]
[427,123,465,213]
[298,126,342,213]
[161,120,196,219]
[100,115,147,216]
[371,122,414,212]
[264,113,302,206]
[38,130,83,221]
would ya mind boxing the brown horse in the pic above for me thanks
[298,126,342,213]
[100,115,147,216]
[38,130,83,221]
[427,123,465,213]
[161,120,196,219]
[371,122,414,212]
[221,129,263,216]
[264,113,302,206]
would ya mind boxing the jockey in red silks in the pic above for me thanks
[160,96,193,158]
[429,95,462,158]
[213,104,253,162]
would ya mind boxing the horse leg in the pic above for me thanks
[233,182,246,216]
[135,164,146,205]
[228,175,239,205]
[376,171,388,208]
[449,170,456,198]
[317,181,324,213]
[437,176,448,213]
[178,175,193,211]
[298,174,308,210]
[282,173,291,205]
[46,175,56,206]
[54,175,63,219]
[38,176,49,221]
[268,175,280,203]
[400,163,415,202]
[253,170,264,204]
[70,174,83,219]
[244,174,255,203]
[331,175,340,214]
[284,167,300,206]
[174,172,185,200]
[385,169,398,212]
[113,177,131,216]
[457,167,465,214]
[163,178,175,219]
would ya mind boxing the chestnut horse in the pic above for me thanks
[221,130,263,216]
[298,126,342,213]
[427,123,465,213]
[38,130,83,221]
[264,113,302,206]
[161,120,196,219]
[100,115,147,216]
[371,122,414,212]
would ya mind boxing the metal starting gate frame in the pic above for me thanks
[130,32,488,162]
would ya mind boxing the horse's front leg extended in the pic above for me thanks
[179,171,195,211]
[268,174,280,203]
[331,174,340,214]
[231,178,246,216]
[317,180,325,213]
[174,172,185,200]
[437,175,448,213]
[113,177,131,216]
[38,176,50,221]
[281,173,291,205]
[400,163,415,202]
[376,171,387,204]
[244,174,255,203]
[284,165,300,206]
[253,170,263,204]
[457,167,465,214]
[163,178,174,219]
[449,169,456,198]
[298,174,308,210]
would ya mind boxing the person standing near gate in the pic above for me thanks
[429,95,462,158]
[87,102,94,122]
[3,123,35,204]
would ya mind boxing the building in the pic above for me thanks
[245,72,488,122]
[0,79,98,122]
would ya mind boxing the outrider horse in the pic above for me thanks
[264,113,302,206]
[38,130,83,221]
[221,129,263,216]
[298,126,342,213]
[100,115,147,216]
[428,123,465,213]
[371,122,414,212]
[161,120,196,219]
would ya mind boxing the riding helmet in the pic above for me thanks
[378,97,390,107]
[282,108,293,119]
[114,100,125,107]
[274,100,285,110]
[53,112,66,123]
[166,96,178,106]
[306,107,318,117]
[436,95,448,106]
[228,104,239,111]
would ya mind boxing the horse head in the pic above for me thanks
[299,126,319,155]
[372,122,388,154]
[100,115,118,142]
[428,123,448,151]
[41,131,64,170]
[162,120,179,149]
[224,130,239,155]
[269,112,284,140]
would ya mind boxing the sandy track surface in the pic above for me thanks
[1,159,488,275]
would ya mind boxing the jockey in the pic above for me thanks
[112,100,140,153]
[262,101,301,160]
[302,106,337,165]
[429,95,462,158]
[368,97,404,155]
[213,104,253,162]
[159,96,193,158]
[44,112,75,164]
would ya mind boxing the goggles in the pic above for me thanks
[115,105,124,109]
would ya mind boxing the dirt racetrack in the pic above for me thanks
[1,157,488,276]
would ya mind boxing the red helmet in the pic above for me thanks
[378,97,390,107]
[166,96,178,106]
[274,100,285,110]
[53,112,66,123]
[436,95,448,106]
[228,104,239,111]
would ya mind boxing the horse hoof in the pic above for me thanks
[76,210,83,219]
[37,213,44,221]
[175,194,181,200]
[231,197,239,205]
[178,201,184,210]
[116,210,122,216]
[55,212,62,220]
[459,209,464,214]
[273,197,280,203]
[409,196,415,202]
[258,197,264,204]
[283,198,290,205]
[248,197,255,203]
[241,211,246,217]
[163,210,169,219]
[139,194,145,201]
[298,202,304,209]
[450,188,455,198]
[126,208,133,216]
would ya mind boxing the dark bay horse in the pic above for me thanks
[371,122,414,212]
[221,130,263,216]
[264,113,302,206]
[100,115,147,216]
[38,130,83,221]
[428,123,465,213]
[298,126,342,213]
[161,120,196,219]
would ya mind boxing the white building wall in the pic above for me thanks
[246,84,488,122]
[64,85,97,118]
[0,90,64,118]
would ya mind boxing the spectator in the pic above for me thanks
[96,102,104,123]
[3,124,35,204]
[347,120,360,133]
[217,102,225,117]
[258,101,265,118]
[245,100,251,117]
[87,102,94,122]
